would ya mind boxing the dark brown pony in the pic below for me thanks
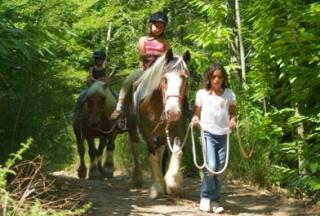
[126,49,190,198]
[72,81,119,179]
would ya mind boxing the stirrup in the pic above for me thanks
[116,116,128,132]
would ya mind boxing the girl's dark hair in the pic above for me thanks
[204,63,228,90]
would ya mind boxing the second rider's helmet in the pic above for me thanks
[93,50,106,60]
[149,11,168,24]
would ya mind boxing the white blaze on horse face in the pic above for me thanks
[165,72,182,122]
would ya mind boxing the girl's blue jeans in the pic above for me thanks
[200,132,227,202]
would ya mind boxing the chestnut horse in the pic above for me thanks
[126,49,190,198]
[72,81,120,179]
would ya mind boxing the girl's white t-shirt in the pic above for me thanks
[195,88,236,135]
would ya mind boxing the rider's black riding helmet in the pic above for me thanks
[149,11,168,24]
[93,50,106,60]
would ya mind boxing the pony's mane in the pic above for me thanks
[85,81,106,98]
[134,54,188,103]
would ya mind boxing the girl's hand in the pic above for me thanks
[191,116,200,127]
[229,118,237,130]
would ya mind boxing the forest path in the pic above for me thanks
[51,170,319,216]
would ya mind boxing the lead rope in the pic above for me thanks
[191,123,230,174]
[165,122,192,153]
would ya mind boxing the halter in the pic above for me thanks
[160,71,189,153]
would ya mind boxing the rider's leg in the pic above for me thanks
[110,69,142,119]
[73,89,88,115]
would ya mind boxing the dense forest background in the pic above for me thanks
[1,0,319,214]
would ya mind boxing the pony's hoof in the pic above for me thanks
[104,170,114,178]
[88,167,102,180]
[78,167,87,179]
[131,179,143,188]
[149,190,159,199]
[149,183,164,199]
[165,174,182,195]
[102,164,114,178]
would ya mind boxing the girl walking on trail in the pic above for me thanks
[110,11,170,119]
[191,63,237,214]
[73,50,109,115]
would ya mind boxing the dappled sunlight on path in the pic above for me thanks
[51,171,319,216]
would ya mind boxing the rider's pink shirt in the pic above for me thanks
[142,38,167,70]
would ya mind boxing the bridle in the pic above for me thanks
[81,92,118,136]
[151,66,189,152]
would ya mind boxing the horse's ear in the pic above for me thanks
[165,48,173,63]
[183,50,191,64]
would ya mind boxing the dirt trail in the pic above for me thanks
[52,171,319,216]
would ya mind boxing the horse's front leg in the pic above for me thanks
[96,137,107,177]
[146,135,167,199]
[102,132,116,178]
[128,117,143,188]
[87,138,100,179]
[164,136,184,195]
[76,135,87,179]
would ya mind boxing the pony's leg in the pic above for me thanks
[103,133,116,178]
[164,137,184,195]
[129,136,143,187]
[76,136,87,179]
[96,137,107,177]
[87,138,100,179]
[148,152,166,199]
[156,136,168,175]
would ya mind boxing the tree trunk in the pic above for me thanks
[235,0,246,82]
[294,103,307,175]
[105,23,112,62]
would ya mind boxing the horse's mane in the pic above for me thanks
[134,54,188,104]
[85,81,106,98]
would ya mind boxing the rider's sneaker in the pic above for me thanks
[212,201,224,214]
[199,198,211,212]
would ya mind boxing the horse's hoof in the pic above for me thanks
[78,167,87,179]
[149,190,159,199]
[104,170,114,178]
[166,185,180,196]
[102,163,114,178]
[164,170,183,195]
[131,171,143,188]
[89,167,102,180]
[149,183,164,199]
[131,178,143,188]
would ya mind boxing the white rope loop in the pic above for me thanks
[165,123,192,153]
[191,123,230,175]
